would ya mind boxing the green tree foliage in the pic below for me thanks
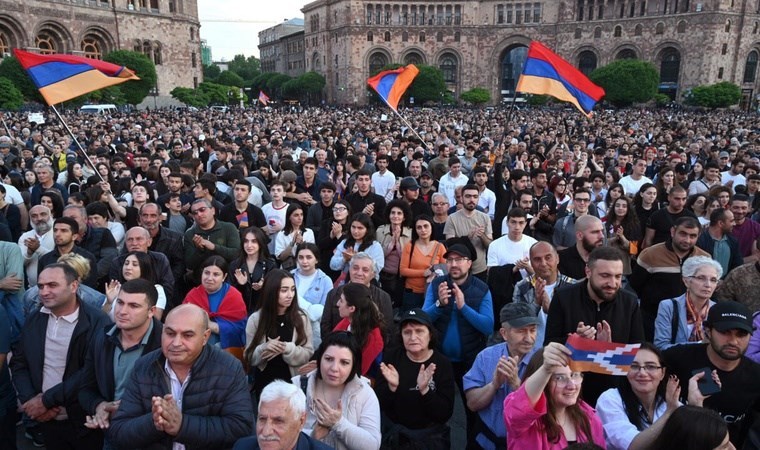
[227,54,260,81]
[589,59,659,107]
[653,93,671,106]
[217,70,245,88]
[460,87,491,105]
[685,82,741,108]
[250,72,271,94]
[170,87,210,107]
[527,94,550,106]
[265,73,292,99]
[0,77,23,110]
[104,50,157,105]
[198,82,235,105]
[203,64,221,81]
[0,57,42,102]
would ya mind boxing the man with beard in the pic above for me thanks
[545,246,644,405]
[19,205,55,288]
[729,195,760,261]
[642,186,695,249]
[553,189,593,250]
[664,302,760,449]
[631,216,709,340]
[558,215,605,280]
[444,185,493,280]
[398,177,433,220]
[423,242,493,449]
[38,217,98,288]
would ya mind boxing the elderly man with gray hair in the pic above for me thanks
[320,252,393,345]
[233,380,333,450]
[654,255,723,350]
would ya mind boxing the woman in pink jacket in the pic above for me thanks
[503,342,606,450]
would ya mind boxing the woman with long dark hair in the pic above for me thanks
[504,343,605,448]
[599,182,624,221]
[648,406,732,450]
[317,199,352,280]
[229,226,277,313]
[655,167,675,207]
[329,213,384,277]
[244,269,313,399]
[633,183,660,234]
[375,199,412,306]
[274,203,315,270]
[605,196,642,268]
[333,282,385,377]
[105,251,167,320]
[596,343,681,450]
[399,215,446,310]
[63,162,86,195]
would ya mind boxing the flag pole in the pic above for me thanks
[49,105,104,183]
[387,107,432,151]
[499,86,521,148]
[0,113,11,138]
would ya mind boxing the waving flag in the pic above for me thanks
[258,90,270,106]
[565,334,640,376]
[516,41,605,117]
[14,49,139,106]
[367,64,419,112]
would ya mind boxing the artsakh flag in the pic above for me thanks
[565,334,640,376]
[14,49,139,106]
[367,64,419,112]
[258,90,270,106]
[516,41,605,117]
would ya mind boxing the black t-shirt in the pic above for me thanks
[646,208,697,245]
[664,343,760,447]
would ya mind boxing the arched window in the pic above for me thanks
[81,36,102,59]
[614,25,622,37]
[439,53,457,83]
[574,28,582,39]
[0,31,8,58]
[616,48,637,59]
[404,52,423,66]
[35,31,58,54]
[367,32,373,42]
[501,45,528,94]
[594,27,601,38]
[312,53,320,71]
[725,20,731,32]
[369,52,388,74]
[660,47,681,84]
[744,51,758,83]
[142,40,152,59]
[655,22,664,34]
[153,42,162,65]
[402,31,408,42]
[436,32,443,42]
[384,31,390,42]
[419,32,425,42]
[754,21,759,34]
[677,20,686,33]
[454,32,460,42]
[578,50,598,76]
[635,24,643,36]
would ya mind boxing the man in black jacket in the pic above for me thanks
[109,304,253,449]
[545,246,644,405]
[139,203,185,306]
[79,279,163,442]
[10,264,111,449]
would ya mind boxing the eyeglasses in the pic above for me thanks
[629,364,663,374]
[191,207,210,215]
[332,207,347,212]
[446,257,470,264]
[432,203,448,206]
[690,275,719,285]
[574,198,591,203]
[551,372,584,387]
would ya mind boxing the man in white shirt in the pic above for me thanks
[619,156,652,197]
[261,181,290,254]
[18,205,55,288]
[472,166,496,219]
[438,156,469,206]
[370,154,397,201]
[487,208,537,279]
[722,158,746,193]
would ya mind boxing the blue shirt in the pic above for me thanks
[463,343,536,450]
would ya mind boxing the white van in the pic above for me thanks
[79,104,118,115]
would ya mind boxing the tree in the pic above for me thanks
[170,87,210,107]
[203,64,221,81]
[685,82,741,108]
[460,87,491,105]
[299,71,325,105]
[0,77,23,110]
[104,50,157,105]
[227,54,260,81]
[198,82,234,105]
[589,59,659,107]
[217,70,245,88]
[281,78,303,100]
[0,57,42,102]
[265,73,292,99]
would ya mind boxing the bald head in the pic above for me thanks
[30,204,53,234]
[125,226,152,252]
[529,241,558,259]
[162,304,210,369]
[166,304,209,331]
[575,215,603,233]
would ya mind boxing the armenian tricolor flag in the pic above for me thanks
[14,49,139,106]
[565,334,640,376]
[516,41,605,117]
[258,90,270,106]
[367,64,419,112]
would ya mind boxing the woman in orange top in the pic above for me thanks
[399,215,446,310]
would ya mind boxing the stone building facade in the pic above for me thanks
[259,18,306,77]
[301,0,760,109]
[0,0,202,101]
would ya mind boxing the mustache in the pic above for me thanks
[259,436,279,442]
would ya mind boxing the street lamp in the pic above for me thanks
[150,85,158,109]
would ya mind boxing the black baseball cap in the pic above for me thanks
[705,302,753,333]
[399,308,433,327]
[500,303,540,328]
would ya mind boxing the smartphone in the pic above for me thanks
[691,367,721,396]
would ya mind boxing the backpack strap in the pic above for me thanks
[670,298,679,345]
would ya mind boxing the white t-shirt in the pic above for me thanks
[371,170,396,201]
[486,233,538,279]
[438,172,469,205]
[619,175,652,197]
[261,202,289,253]
[478,187,496,219]
[722,171,746,193]
[2,183,23,206]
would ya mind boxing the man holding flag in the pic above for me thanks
[545,246,644,405]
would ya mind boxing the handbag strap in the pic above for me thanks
[430,242,441,264]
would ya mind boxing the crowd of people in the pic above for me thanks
[0,104,759,450]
